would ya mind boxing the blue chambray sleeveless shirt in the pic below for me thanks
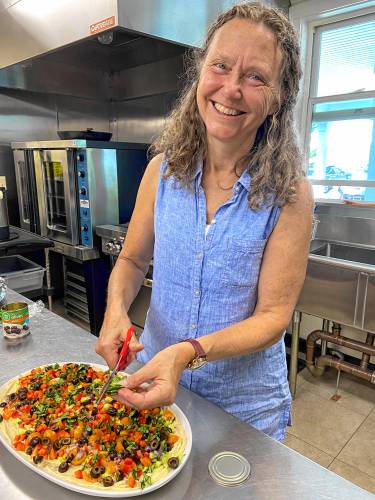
[138,159,291,441]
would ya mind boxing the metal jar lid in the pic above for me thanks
[208,451,251,487]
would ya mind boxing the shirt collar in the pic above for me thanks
[237,168,251,192]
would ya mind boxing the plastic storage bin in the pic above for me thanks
[0,255,45,293]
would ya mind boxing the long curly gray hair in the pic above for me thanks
[150,2,303,209]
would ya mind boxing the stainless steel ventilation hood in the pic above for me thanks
[0,0,241,70]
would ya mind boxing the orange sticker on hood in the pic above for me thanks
[90,16,115,35]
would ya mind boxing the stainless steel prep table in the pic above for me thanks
[0,290,373,500]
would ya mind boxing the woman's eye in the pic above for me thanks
[247,73,263,82]
[214,63,227,71]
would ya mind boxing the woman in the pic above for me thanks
[96,2,313,441]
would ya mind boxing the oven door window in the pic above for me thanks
[43,161,67,231]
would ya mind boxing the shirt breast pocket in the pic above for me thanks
[222,239,267,288]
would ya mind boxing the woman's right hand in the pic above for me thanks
[95,308,144,369]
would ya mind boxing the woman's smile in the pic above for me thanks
[211,100,245,117]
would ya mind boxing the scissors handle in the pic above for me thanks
[117,325,135,371]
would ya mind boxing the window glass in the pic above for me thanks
[316,18,375,97]
[307,14,375,202]
[308,116,374,201]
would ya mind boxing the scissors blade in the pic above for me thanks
[95,325,135,406]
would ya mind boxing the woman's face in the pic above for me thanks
[197,19,283,151]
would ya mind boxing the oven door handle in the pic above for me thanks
[143,278,153,288]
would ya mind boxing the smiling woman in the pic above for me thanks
[96,2,313,443]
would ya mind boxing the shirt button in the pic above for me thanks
[211,219,216,224]
[194,289,200,296]
[234,185,240,193]
[191,324,197,329]
[197,251,203,259]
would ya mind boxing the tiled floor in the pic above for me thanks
[283,367,375,495]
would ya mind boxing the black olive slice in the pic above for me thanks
[103,476,114,487]
[0,401,7,408]
[30,437,41,447]
[53,440,62,450]
[60,437,71,446]
[41,437,50,446]
[25,446,33,455]
[106,407,117,416]
[33,455,43,464]
[167,457,179,469]
[114,470,124,482]
[90,466,102,478]
[58,461,69,473]
[78,437,88,446]
[149,439,159,450]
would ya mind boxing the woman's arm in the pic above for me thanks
[95,154,161,368]
[116,178,314,407]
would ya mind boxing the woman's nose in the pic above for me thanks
[222,72,242,100]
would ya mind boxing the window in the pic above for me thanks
[306,14,375,202]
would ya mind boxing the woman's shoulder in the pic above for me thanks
[147,153,165,175]
[136,153,165,204]
[143,153,164,185]
[294,177,314,211]
[278,177,314,228]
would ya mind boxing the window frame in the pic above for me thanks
[290,1,375,202]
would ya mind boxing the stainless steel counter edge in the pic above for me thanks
[0,289,373,500]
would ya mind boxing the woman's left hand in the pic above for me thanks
[115,343,194,409]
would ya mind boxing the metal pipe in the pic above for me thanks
[316,355,375,384]
[306,330,375,361]
[360,332,375,370]
[321,319,330,356]
[289,310,302,398]
[331,322,342,338]
[306,327,375,380]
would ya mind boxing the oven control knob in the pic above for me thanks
[105,241,115,253]
[80,187,86,195]
[78,154,85,162]
[81,224,88,232]
[78,170,85,178]
[113,242,122,254]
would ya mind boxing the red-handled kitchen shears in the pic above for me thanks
[95,325,135,406]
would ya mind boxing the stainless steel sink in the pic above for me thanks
[310,241,375,267]
[297,239,375,334]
